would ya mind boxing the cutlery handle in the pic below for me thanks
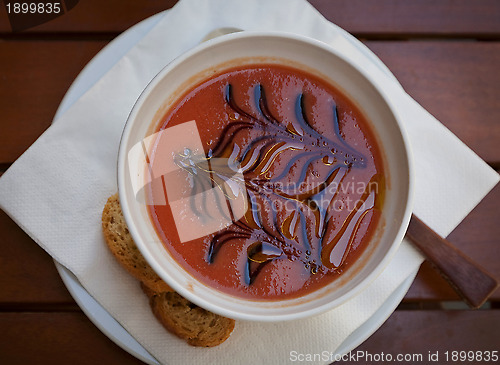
[406,214,498,309]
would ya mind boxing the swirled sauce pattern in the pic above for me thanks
[148,64,385,299]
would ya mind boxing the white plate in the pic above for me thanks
[53,9,418,364]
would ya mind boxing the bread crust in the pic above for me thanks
[102,194,235,347]
[142,283,235,347]
[101,194,172,293]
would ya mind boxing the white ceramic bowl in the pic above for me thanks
[118,31,413,321]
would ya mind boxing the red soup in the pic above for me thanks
[147,63,385,300]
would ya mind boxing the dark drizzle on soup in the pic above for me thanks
[148,64,385,299]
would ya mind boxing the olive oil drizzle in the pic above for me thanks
[176,83,380,285]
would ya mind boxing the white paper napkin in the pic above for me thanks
[0,0,498,364]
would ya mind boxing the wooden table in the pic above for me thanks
[1,1,499,364]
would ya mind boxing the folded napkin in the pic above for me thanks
[0,0,498,364]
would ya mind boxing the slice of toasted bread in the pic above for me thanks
[102,193,235,347]
[101,193,172,293]
[142,283,235,347]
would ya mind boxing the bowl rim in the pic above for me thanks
[117,30,414,321]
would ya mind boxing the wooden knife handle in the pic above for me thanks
[406,214,499,309]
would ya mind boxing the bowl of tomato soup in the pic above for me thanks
[118,32,413,321]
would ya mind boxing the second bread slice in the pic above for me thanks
[102,193,235,347]
[142,284,235,347]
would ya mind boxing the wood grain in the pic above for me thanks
[0,40,107,163]
[1,310,499,365]
[0,0,177,34]
[406,179,500,301]
[0,312,144,365]
[406,215,498,308]
[310,0,500,38]
[336,310,500,364]
[1,41,499,164]
[1,0,499,37]
[0,210,75,305]
[365,41,500,164]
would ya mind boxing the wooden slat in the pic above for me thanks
[405,179,500,301]
[1,310,498,364]
[310,0,500,38]
[0,40,107,164]
[0,0,177,34]
[1,40,499,164]
[0,210,75,304]
[1,0,499,37]
[365,41,500,164]
[336,310,500,364]
[0,312,144,365]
